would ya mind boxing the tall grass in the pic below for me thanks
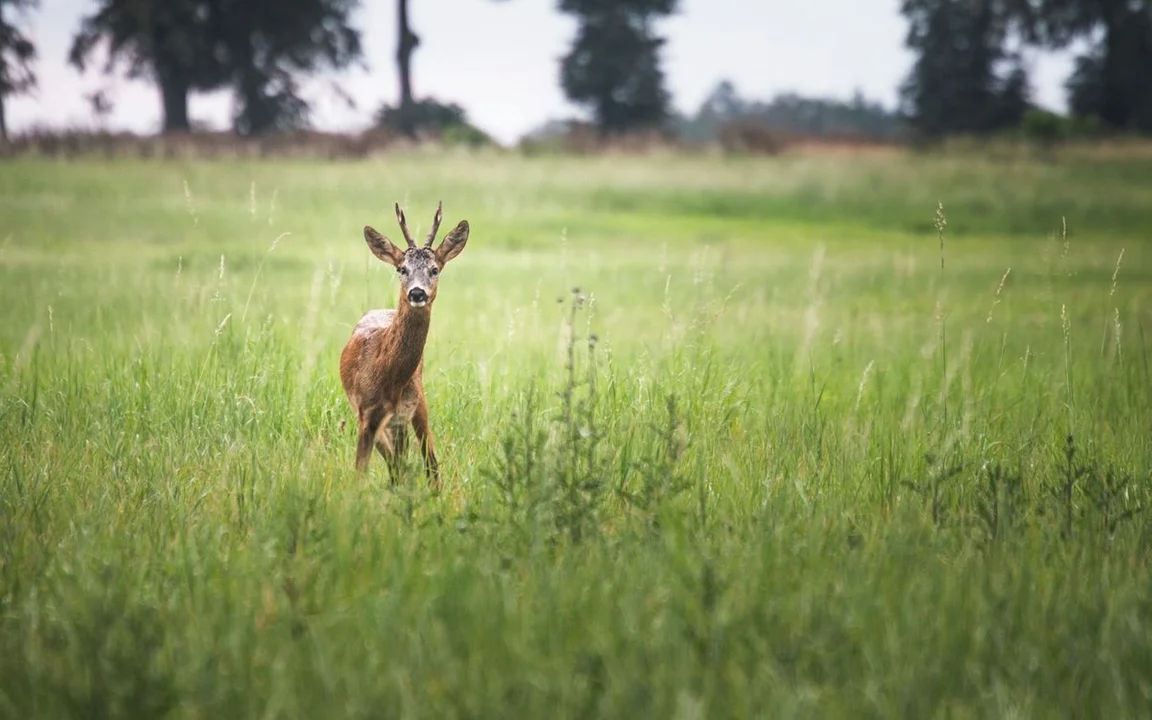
[1,150,1150,718]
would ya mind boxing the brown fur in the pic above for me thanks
[339,202,469,486]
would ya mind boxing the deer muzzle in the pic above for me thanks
[407,287,429,307]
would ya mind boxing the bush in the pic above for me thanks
[1021,108,1067,147]
[375,99,494,147]
[717,120,785,156]
[1020,108,1105,148]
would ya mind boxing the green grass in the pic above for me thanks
[2,147,1151,718]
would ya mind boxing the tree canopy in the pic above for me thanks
[70,0,361,135]
[70,0,228,133]
[214,0,361,136]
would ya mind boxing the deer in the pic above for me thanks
[339,201,470,487]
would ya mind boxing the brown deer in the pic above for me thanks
[339,201,470,485]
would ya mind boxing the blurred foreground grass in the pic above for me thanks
[1,147,1151,718]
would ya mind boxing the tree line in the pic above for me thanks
[1,0,1151,144]
[675,81,901,144]
[0,0,681,142]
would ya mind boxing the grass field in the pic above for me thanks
[2,146,1151,718]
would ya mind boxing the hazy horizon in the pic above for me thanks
[6,0,1077,144]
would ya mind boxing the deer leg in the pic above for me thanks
[355,405,386,471]
[412,395,440,489]
[377,423,408,485]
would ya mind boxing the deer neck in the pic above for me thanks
[379,295,431,385]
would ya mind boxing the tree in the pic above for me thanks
[213,0,362,135]
[0,0,38,142]
[700,80,745,121]
[389,0,513,138]
[900,0,1030,138]
[70,0,227,133]
[1007,0,1152,132]
[558,0,678,134]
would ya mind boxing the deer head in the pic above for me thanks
[362,201,470,308]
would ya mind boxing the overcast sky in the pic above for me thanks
[7,0,1075,144]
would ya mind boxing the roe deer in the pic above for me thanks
[339,201,470,485]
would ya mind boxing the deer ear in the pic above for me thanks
[435,220,469,265]
[363,225,405,266]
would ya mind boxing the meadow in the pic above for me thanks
[1,145,1150,718]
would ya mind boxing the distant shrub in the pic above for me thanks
[375,99,494,147]
[0,128,398,160]
[516,119,571,155]
[1068,114,1104,137]
[1020,108,1069,149]
[718,120,785,156]
[516,119,684,156]
[1020,109,1106,149]
[441,123,493,149]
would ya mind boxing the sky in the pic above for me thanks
[6,0,1077,145]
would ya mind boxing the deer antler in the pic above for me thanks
[424,201,444,248]
[394,202,417,249]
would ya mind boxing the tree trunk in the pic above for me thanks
[0,0,8,144]
[1099,7,1132,130]
[396,0,420,137]
[235,69,271,137]
[158,68,191,134]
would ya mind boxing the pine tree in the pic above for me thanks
[900,0,1029,138]
[559,0,678,134]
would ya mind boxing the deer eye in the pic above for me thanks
[398,266,408,276]
[429,266,439,278]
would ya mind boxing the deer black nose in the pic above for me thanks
[408,288,428,304]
